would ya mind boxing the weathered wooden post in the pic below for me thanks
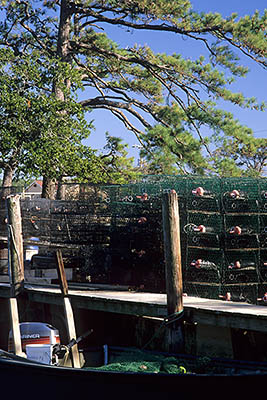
[56,250,80,368]
[6,195,24,356]
[6,195,24,296]
[162,190,184,352]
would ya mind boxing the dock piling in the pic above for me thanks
[6,195,24,297]
[6,195,24,356]
[162,191,184,352]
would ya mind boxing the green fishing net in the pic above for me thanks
[84,349,187,374]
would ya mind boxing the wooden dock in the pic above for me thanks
[1,282,267,333]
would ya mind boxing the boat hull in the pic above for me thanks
[0,354,266,399]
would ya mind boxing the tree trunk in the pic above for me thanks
[41,176,56,199]
[1,166,14,199]
[54,0,72,100]
[56,176,66,200]
[41,1,72,192]
[41,3,72,199]
[2,166,14,187]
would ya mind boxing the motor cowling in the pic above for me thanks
[8,322,60,353]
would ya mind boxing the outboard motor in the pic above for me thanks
[8,323,93,366]
[8,322,60,365]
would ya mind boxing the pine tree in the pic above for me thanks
[0,1,266,192]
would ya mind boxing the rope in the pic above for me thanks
[183,223,197,234]
[141,309,184,350]
[164,309,184,325]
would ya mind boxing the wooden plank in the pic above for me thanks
[63,297,80,368]
[6,195,24,296]
[55,250,80,368]
[9,297,24,356]
[5,281,267,334]
[55,250,68,296]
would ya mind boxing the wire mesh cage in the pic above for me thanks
[223,214,260,235]
[1,176,267,303]
[223,233,259,250]
[260,214,267,234]
[260,234,267,250]
[259,178,267,212]
[185,248,223,283]
[19,189,166,290]
[221,283,259,303]
[259,249,267,282]
[184,211,222,248]
[258,279,267,304]
[184,282,222,300]
[221,177,259,213]
[186,176,221,212]
[223,250,259,284]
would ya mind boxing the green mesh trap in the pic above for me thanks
[0,176,267,303]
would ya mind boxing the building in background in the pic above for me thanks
[22,180,43,199]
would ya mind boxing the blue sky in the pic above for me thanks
[84,0,267,160]
[0,1,265,165]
